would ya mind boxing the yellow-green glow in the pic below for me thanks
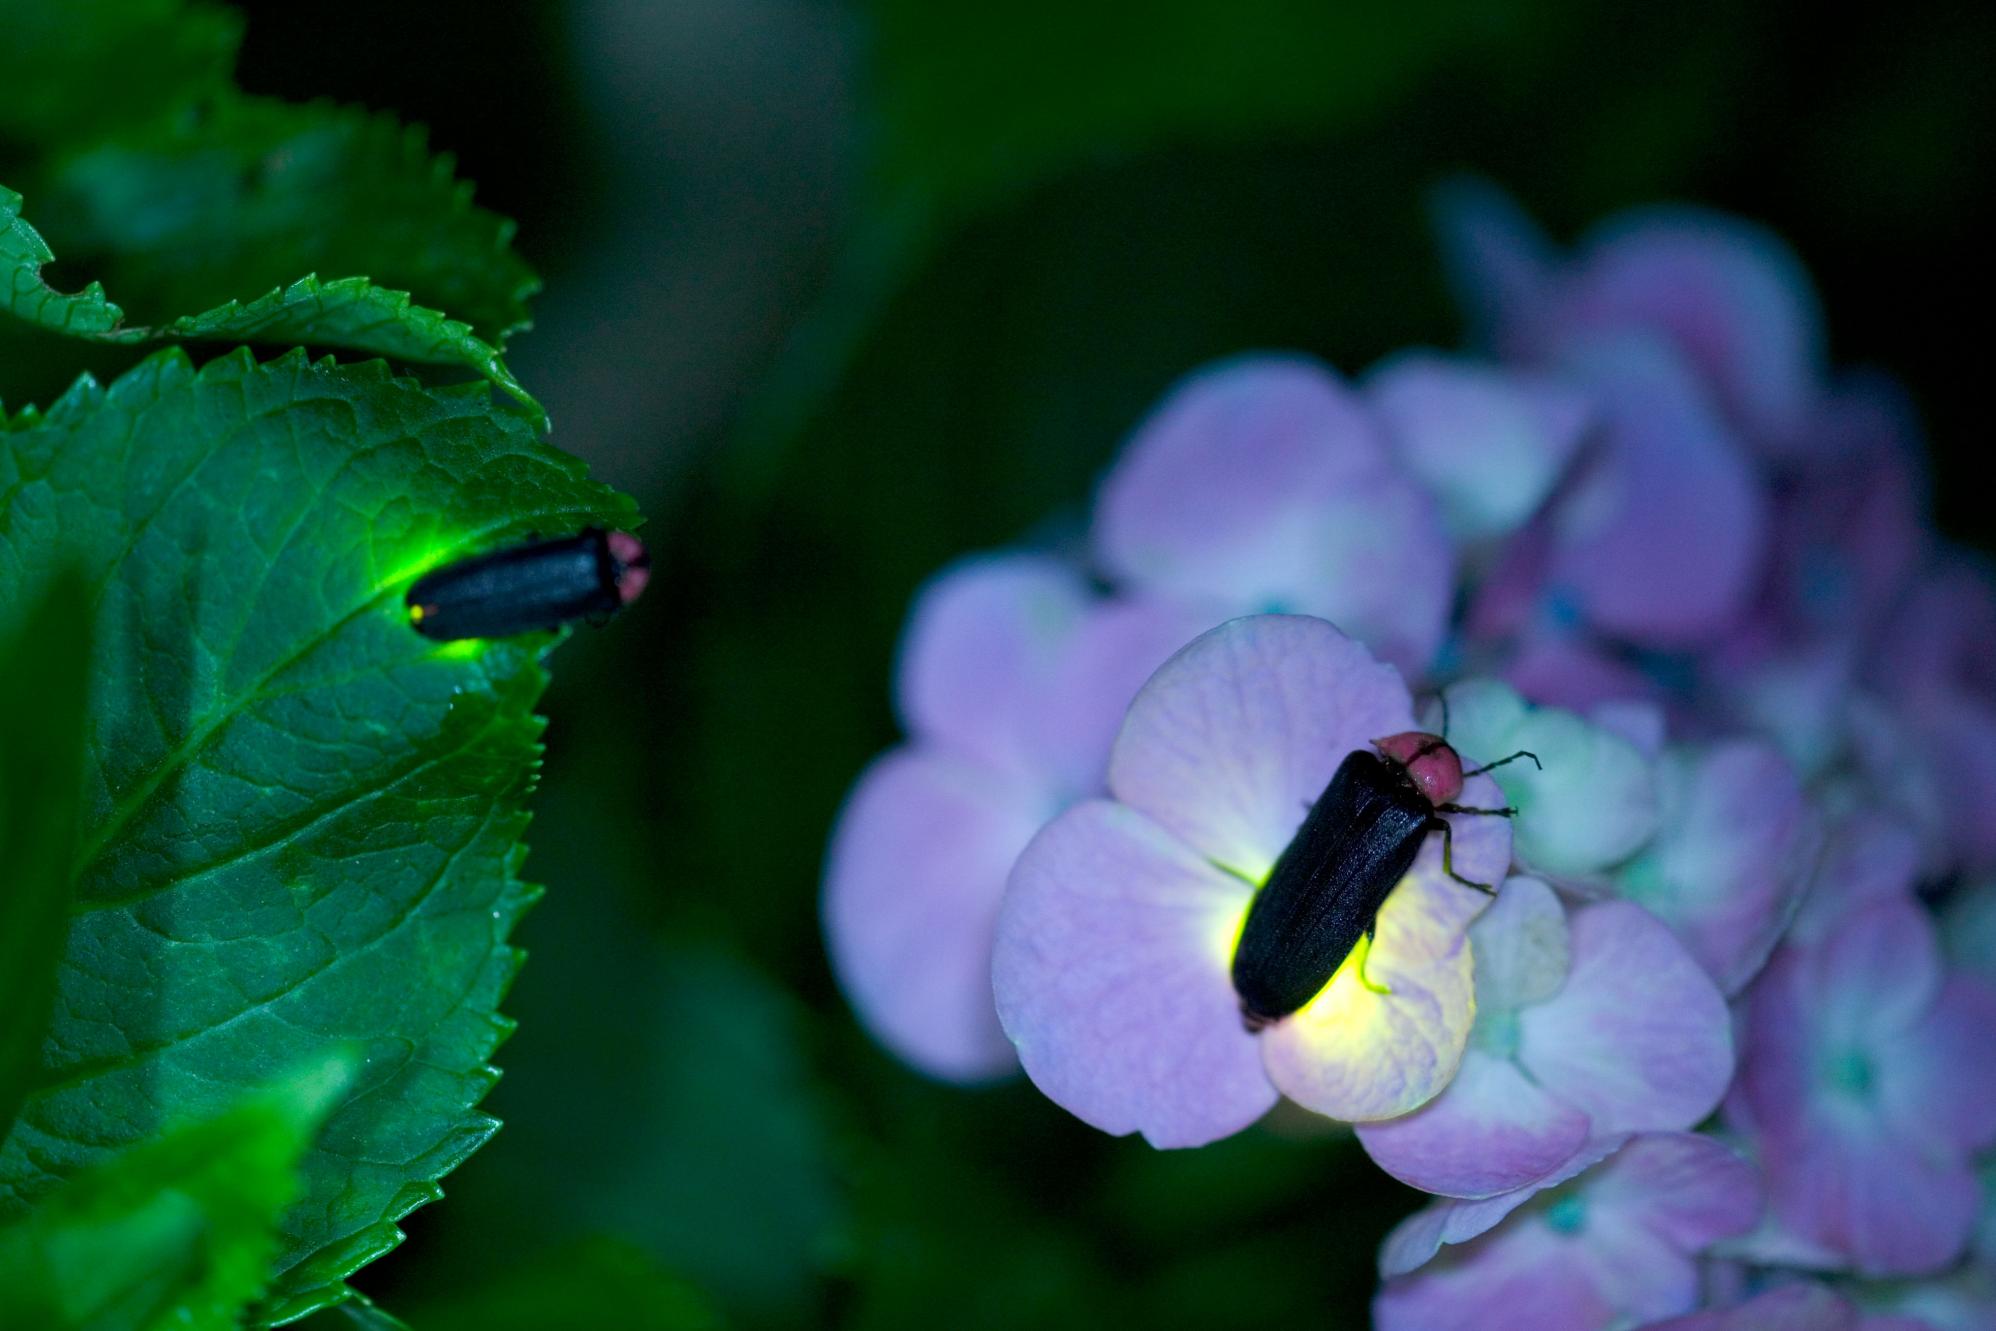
[430,637,485,662]
[372,537,475,600]
[1214,896,1253,970]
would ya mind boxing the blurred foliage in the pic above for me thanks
[0,1057,351,1331]
[0,570,89,1146]
[398,1237,719,1331]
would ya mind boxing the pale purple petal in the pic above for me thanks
[1093,355,1454,673]
[1891,688,1996,872]
[1469,875,1570,1012]
[1730,946,1815,1152]
[1518,903,1734,1136]
[1788,810,1920,946]
[1868,559,1996,700]
[1356,1048,1591,1198]
[1611,742,1814,994]
[1430,175,1561,358]
[1439,679,1659,878]
[896,553,1090,778]
[1107,614,1413,880]
[1642,1283,1859,1331]
[990,799,1274,1147]
[1740,908,1979,1276]
[1366,351,1592,543]
[1562,208,1825,452]
[1030,596,1209,798]
[1766,1111,1978,1277]
[1762,438,1926,643]
[823,748,1047,1081]
[1586,1133,1761,1253]
[1588,700,1670,759]
[1376,1222,1628,1331]
[1717,636,1862,782]
[1874,977,1996,1153]
[1378,1134,1742,1331]
[1544,336,1766,647]
[1809,901,1941,1045]
[1503,630,1670,712]
[1379,1135,1627,1278]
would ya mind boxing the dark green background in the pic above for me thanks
[18,1,1996,1325]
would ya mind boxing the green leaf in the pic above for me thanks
[0,346,636,1317]
[0,1055,352,1331]
[294,1290,414,1331]
[2,175,536,420]
[0,569,90,1144]
[402,1237,721,1331]
[0,0,242,154]
[21,94,538,345]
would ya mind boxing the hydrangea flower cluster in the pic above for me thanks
[822,180,1996,1327]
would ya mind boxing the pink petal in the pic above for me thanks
[895,553,1090,779]
[1611,741,1814,994]
[1106,614,1413,880]
[822,747,1044,1080]
[1519,903,1734,1136]
[1093,355,1453,673]
[1366,351,1592,544]
[991,800,1275,1147]
[1545,336,1766,648]
[1356,1048,1591,1198]
[1563,208,1825,452]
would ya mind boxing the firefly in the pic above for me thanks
[406,528,650,641]
[1230,728,1538,1029]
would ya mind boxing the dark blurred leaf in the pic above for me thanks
[0,347,634,1319]
[402,916,840,1327]
[401,1236,719,1331]
[0,182,534,415]
[732,0,1590,490]
[21,96,538,345]
[0,0,240,154]
[0,1055,350,1331]
[868,0,1562,223]
[0,569,89,1145]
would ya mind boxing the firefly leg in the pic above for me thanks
[1462,749,1542,778]
[1356,927,1393,995]
[1435,803,1517,818]
[1429,816,1500,895]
